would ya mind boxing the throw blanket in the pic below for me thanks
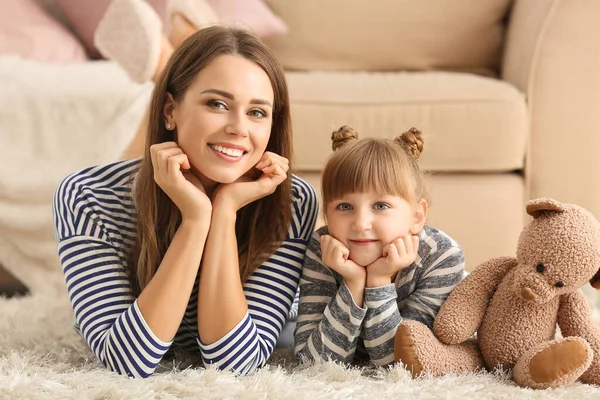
[0,55,152,283]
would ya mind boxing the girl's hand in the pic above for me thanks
[212,152,289,212]
[321,235,367,284]
[150,142,212,222]
[366,235,419,287]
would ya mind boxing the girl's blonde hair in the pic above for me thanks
[126,26,293,296]
[322,125,429,210]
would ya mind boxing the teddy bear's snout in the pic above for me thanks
[520,287,538,301]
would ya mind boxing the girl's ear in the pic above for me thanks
[163,92,177,129]
[409,199,428,235]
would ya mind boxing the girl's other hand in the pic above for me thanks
[150,142,212,222]
[366,235,419,287]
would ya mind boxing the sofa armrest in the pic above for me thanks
[502,0,600,216]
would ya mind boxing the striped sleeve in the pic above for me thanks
[361,230,465,366]
[399,243,464,330]
[294,229,367,363]
[197,176,318,374]
[53,162,173,378]
[360,284,401,365]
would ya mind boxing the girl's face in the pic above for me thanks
[326,191,427,266]
[164,54,274,191]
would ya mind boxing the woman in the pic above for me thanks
[53,26,318,378]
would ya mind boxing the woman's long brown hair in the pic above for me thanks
[127,26,293,296]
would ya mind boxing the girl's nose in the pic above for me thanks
[351,209,372,231]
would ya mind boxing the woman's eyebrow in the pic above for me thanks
[200,89,272,107]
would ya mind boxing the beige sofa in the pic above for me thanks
[262,0,600,271]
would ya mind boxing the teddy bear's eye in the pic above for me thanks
[555,281,565,288]
[536,264,545,273]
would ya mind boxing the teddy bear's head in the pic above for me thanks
[511,198,600,304]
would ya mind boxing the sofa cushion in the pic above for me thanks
[264,0,513,74]
[287,71,527,173]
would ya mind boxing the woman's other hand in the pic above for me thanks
[211,151,288,212]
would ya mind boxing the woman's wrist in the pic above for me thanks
[211,201,238,223]
[180,215,211,233]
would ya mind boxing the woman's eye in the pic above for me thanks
[336,203,352,211]
[374,202,390,211]
[248,108,267,118]
[207,100,227,109]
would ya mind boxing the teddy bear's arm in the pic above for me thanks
[433,256,517,344]
[557,290,600,354]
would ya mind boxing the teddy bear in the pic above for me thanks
[394,198,600,389]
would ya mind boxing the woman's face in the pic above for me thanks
[165,54,274,191]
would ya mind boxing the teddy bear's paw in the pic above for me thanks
[394,320,484,378]
[513,337,593,389]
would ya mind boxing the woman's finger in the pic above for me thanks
[255,152,289,170]
[155,147,184,174]
[254,153,272,169]
[166,153,190,178]
[150,141,178,165]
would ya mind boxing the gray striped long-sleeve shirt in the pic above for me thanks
[294,225,465,366]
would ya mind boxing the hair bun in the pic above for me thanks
[395,127,424,160]
[331,125,358,151]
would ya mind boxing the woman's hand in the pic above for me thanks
[150,142,212,222]
[211,152,289,212]
[321,235,367,285]
[366,235,419,287]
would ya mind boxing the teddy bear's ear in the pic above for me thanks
[526,198,565,218]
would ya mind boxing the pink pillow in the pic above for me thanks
[53,0,167,59]
[206,0,287,38]
[0,0,87,62]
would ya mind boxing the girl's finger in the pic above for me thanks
[382,244,390,258]
[339,245,349,261]
[394,237,407,256]
[401,235,414,255]
[411,235,420,255]
[320,235,331,255]
[333,245,344,263]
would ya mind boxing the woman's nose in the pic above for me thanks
[225,112,249,137]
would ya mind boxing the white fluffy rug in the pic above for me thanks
[2,55,600,399]
[1,264,600,400]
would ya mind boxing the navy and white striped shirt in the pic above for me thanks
[52,158,318,378]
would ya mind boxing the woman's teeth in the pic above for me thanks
[210,145,244,157]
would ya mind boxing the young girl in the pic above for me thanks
[294,126,464,366]
[52,23,318,378]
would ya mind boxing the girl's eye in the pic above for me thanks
[207,100,227,109]
[248,108,267,118]
[336,203,352,211]
[374,202,390,211]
